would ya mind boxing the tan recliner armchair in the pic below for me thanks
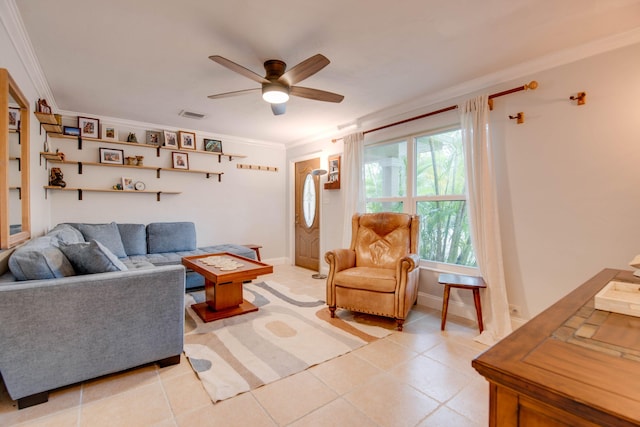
[325,212,420,331]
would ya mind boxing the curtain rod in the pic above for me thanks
[331,80,538,143]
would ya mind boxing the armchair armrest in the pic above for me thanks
[325,248,356,273]
[397,253,420,274]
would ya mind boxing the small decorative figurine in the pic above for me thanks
[49,167,66,187]
[127,132,137,143]
[136,155,144,166]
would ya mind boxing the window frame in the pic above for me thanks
[364,125,478,274]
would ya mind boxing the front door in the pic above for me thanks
[294,158,321,270]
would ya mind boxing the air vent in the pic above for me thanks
[179,110,206,120]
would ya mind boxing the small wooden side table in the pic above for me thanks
[438,273,486,333]
[243,244,262,261]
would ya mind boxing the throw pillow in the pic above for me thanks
[59,240,128,275]
[48,223,85,245]
[75,222,127,258]
[8,236,76,280]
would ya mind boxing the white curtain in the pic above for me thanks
[459,95,512,345]
[341,132,365,247]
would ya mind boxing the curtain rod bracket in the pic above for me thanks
[569,91,586,105]
[508,112,524,124]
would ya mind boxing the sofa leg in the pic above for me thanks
[17,391,48,409]
[396,319,404,332]
[329,307,336,318]
[157,354,181,368]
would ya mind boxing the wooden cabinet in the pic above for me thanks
[472,269,640,427]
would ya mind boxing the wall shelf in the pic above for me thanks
[34,112,62,134]
[43,186,180,201]
[47,132,247,161]
[45,157,223,180]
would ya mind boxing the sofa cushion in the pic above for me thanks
[8,236,76,280]
[117,223,147,256]
[147,222,196,254]
[74,222,127,258]
[47,223,85,244]
[59,240,128,275]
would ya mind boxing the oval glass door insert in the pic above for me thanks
[302,173,316,227]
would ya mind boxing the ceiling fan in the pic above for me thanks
[207,54,344,115]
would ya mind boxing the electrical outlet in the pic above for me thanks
[509,304,521,316]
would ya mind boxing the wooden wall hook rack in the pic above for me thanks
[237,164,278,172]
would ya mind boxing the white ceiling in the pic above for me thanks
[14,0,640,145]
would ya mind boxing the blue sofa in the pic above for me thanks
[0,221,256,408]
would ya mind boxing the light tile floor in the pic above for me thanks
[0,265,490,426]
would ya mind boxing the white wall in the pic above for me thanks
[494,42,640,317]
[288,41,640,321]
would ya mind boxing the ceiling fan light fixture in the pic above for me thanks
[262,83,289,104]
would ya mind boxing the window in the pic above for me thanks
[365,127,476,267]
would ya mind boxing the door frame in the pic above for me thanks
[288,152,327,272]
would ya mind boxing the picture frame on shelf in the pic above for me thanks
[204,138,222,153]
[37,99,52,114]
[325,154,341,190]
[99,147,124,165]
[8,107,19,130]
[63,126,81,136]
[163,130,178,148]
[78,116,100,138]
[178,131,196,150]
[101,124,118,141]
[121,177,135,191]
[146,130,162,146]
[172,151,189,170]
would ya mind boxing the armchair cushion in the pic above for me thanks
[333,267,397,292]
[354,213,412,269]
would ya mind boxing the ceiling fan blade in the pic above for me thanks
[207,88,260,99]
[290,86,344,103]
[209,55,269,84]
[279,54,330,86]
[271,103,286,115]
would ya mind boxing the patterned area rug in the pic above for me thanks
[184,280,393,403]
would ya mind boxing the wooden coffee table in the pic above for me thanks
[182,252,273,322]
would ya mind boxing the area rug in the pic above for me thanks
[183,280,393,403]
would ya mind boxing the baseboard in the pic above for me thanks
[417,291,529,330]
[261,257,288,265]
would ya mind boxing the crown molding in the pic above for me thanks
[0,0,57,109]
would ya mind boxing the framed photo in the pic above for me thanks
[204,138,222,153]
[63,126,81,136]
[78,116,100,138]
[101,124,118,141]
[121,177,134,191]
[37,99,52,114]
[99,147,124,165]
[146,130,162,146]
[172,151,189,170]
[178,131,196,150]
[8,107,19,130]
[164,130,178,148]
